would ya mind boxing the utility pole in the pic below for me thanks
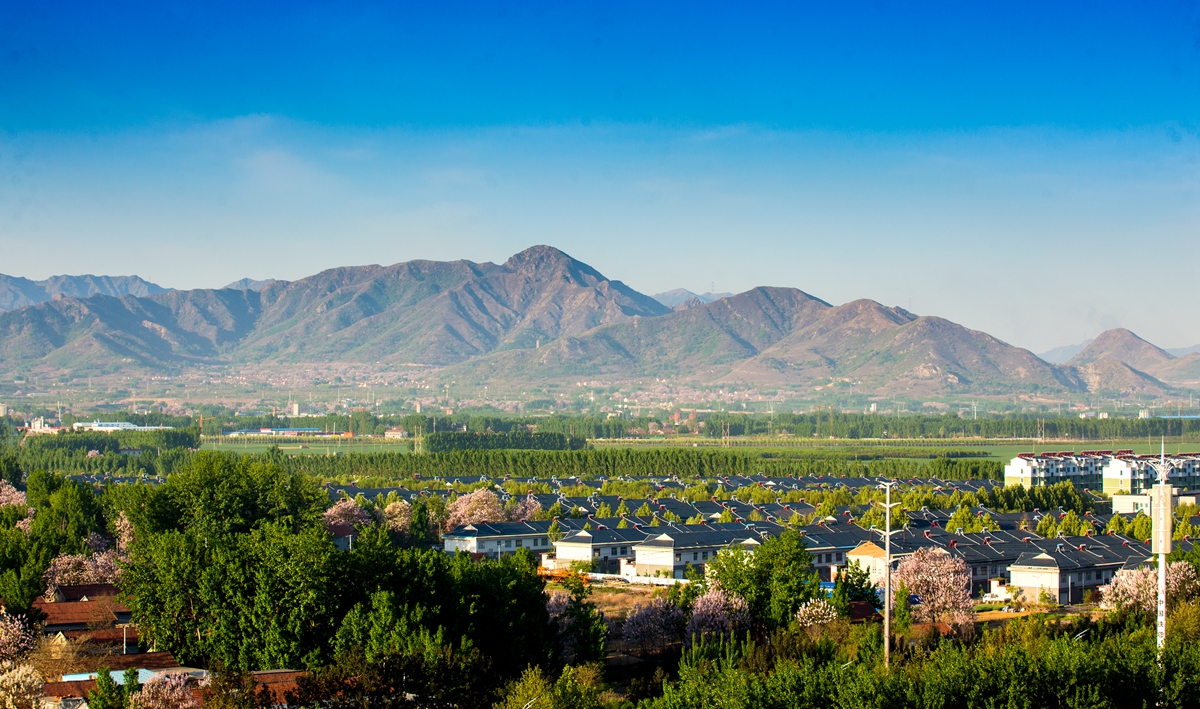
[876,481,901,669]
[1146,437,1172,655]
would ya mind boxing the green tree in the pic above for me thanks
[87,668,126,709]
[558,573,607,664]
[704,530,820,629]
[831,561,880,613]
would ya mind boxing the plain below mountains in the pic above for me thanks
[0,246,1195,398]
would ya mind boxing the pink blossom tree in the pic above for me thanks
[445,489,504,530]
[892,547,974,629]
[508,495,543,522]
[0,482,25,510]
[43,549,121,589]
[128,674,200,709]
[622,597,684,656]
[1100,562,1200,614]
[685,588,749,646]
[322,499,377,530]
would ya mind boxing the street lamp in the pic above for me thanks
[875,480,902,669]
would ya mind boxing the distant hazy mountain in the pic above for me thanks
[1068,329,1175,371]
[652,289,734,308]
[1168,344,1200,357]
[0,249,1194,397]
[224,278,283,291]
[446,287,1079,397]
[1038,339,1093,364]
[0,274,168,312]
[0,246,669,371]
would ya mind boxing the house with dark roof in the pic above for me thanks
[632,530,762,578]
[552,527,648,572]
[1008,542,1131,604]
[34,584,132,634]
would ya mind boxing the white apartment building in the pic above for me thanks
[1005,451,1200,495]
[1102,454,1200,495]
[1003,452,1106,491]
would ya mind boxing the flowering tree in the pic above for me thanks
[129,674,200,709]
[685,588,749,646]
[0,662,42,709]
[0,482,25,510]
[508,496,542,522]
[383,499,412,533]
[322,499,377,530]
[43,549,121,589]
[794,598,840,628]
[892,547,974,629]
[622,597,684,656]
[546,591,570,618]
[1100,562,1200,614]
[445,489,504,530]
[0,616,36,666]
[113,511,135,553]
[84,532,110,553]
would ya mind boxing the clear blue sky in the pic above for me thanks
[2,1,1199,352]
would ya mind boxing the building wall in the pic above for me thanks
[634,547,677,577]
[1008,566,1060,605]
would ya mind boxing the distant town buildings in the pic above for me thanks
[1004,451,1200,494]
[72,420,174,433]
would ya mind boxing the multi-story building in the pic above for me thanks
[1005,451,1200,494]
[1004,452,1107,491]
[1102,453,1200,495]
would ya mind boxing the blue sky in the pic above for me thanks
[2,1,1199,352]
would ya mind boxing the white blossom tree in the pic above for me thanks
[1100,562,1200,614]
[0,615,36,666]
[383,499,412,533]
[0,662,42,709]
[794,598,840,628]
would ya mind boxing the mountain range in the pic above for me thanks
[0,274,168,312]
[0,246,1195,398]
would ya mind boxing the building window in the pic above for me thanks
[620,546,627,555]
[693,552,699,561]
[516,539,523,547]
[836,553,843,561]
[505,540,512,548]
[676,554,682,561]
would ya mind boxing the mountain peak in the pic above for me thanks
[1068,328,1174,371]
[504,245,574,269]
